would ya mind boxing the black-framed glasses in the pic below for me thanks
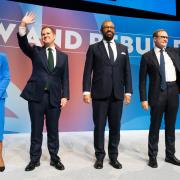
[103,26,115,29]
[157,36,169,39]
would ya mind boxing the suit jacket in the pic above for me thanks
[0,53,10,99]
[139,47,180,106]
[83,40,132,100]
[17,33,69,107]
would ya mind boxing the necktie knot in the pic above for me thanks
[48,47,52,52]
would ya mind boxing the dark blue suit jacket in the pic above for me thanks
[17,33,69,107]
[83,41,132,100]
[139,47,180,106]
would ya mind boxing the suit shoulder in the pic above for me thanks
[57,50,68,58]
[117,43,128,49]
[142,49,153,57]
[166,46,177,52]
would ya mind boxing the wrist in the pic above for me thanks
[20,21,26,27]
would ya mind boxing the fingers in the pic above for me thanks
[83,95,91,104]
[21,11,35,25]
[141,101,149,110]
[124,95,131,105]
[25,11,35,18]
[61,98,68,108]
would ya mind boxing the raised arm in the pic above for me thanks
[17,12,36,58]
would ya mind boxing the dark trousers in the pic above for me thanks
[28,92,60,162]
[148,82,179,158]
[92,94,123,161]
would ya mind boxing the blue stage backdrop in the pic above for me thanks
[0,0,180,133]
[83,0,176,16]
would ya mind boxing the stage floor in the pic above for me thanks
[0,130,180,180]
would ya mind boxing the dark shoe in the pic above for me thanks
[109,159,122,169]
[165,156,180,166]
[94,160,103,169]
[0,166,5,172]
[50,160,65,170]
[25,161,40,171]
[148,157,158,168]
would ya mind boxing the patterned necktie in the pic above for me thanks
[107,41,114,63]
[159,49,167,90]
[48,48,54,72]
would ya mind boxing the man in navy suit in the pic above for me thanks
[17,12,69,171]
[139,29,180,168]
[83,20,132,169]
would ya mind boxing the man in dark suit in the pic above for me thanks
[139,29,180,168]
[17,12,69,171]
[83,20,132,169]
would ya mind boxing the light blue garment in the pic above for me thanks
[0,53,10,141]
[0,100,5,141]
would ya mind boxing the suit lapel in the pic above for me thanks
[115,43,122,64]
[151,49,160,70]
[54,51,60,73]
[41,47,49,72]
[99,41,113,65]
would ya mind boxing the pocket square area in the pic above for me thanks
[121,52,126,55]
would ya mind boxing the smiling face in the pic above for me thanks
[154,30,168,49]
[41,27,56,47]
[101,21,115,41]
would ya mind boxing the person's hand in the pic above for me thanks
[141,101,149,110]
[20,12,35,27]
[61,98,68,108]
[124,95,131,104]
[83,94,91,104]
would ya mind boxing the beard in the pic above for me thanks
[103,31,114,41]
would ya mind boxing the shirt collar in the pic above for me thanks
[46,46,56,52]
[154,46,166,53]
[103,38,115,45]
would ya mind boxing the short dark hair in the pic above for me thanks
[153,29,167,37]
[101,20,115,30]
[41,26,56,35]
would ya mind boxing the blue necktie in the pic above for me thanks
[107,41,114,63]
[160,49,167,90]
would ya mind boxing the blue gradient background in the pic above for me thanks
[83,0,176,15]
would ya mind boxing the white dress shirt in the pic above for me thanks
[154,46,176,82]
[103,39,117,61]
[45,47,57,67]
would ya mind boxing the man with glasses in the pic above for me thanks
[139,29,180,168]
[83,20,132,169]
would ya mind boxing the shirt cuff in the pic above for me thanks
[19,26,26,36]
[125,93,131,96]
[83,91,91,95]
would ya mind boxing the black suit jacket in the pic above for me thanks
[139,47,180,106]
[83,40,132,100]
[17,33,69,107]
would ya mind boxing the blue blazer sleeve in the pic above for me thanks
[0,53,10,99]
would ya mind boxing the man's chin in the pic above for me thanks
[105,37,113,41]
[43,42,50,47]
